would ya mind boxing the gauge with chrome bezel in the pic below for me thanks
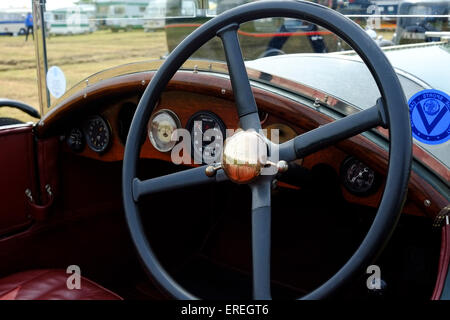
[186,111,226,164]
[148,109,181,152]
[341,157,378,195]
[83,115,111,153]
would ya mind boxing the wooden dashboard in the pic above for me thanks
[38,70,448,220]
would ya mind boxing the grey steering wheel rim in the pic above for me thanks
[122,0,412,300]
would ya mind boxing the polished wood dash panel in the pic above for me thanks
[46,71,447,220]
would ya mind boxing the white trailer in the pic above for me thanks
[78,4,97,32]
[96,0,149,31]
[143,0,166,32]
[0,9,27,36]
[45,7,91,36]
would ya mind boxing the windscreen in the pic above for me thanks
[17,0,443,112]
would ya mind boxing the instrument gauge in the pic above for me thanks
[66,127,85,153]
[83,115,111,153]
[341,157,378,195]
[148,109,181,152]
[186,111,226,164]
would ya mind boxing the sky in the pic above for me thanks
[0,0,77,10]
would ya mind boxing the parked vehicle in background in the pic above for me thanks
[0,9,27,36]
[371,0,401,20]
[337,0,373,14]
[45,7,92,36]
[77,3,97,32]
[143,0,166,32]
[393,0,449,44]
[96,0,148,31]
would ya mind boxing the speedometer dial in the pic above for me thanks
[186,111,226,164]
[83,115,111,153]
[148,109,181,152]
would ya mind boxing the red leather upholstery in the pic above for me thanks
[0,269,122,300]
[0,124,36,235]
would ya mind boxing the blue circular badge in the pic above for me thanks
[408,89,450,145]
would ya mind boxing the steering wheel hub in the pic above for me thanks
[222,130,268,184]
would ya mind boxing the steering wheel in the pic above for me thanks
[123,0,412,299]
[0,99,40,126]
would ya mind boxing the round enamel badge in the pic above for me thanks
[46,66,66,99]
[408,89,450,145]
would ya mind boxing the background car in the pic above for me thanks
[393,0,450,44]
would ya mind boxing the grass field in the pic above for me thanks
[0,30,168,122]
[0,28,394,123]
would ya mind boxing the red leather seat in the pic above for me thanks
[0,269,122,300]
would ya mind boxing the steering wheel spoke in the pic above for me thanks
[279,101,386,162]
[250,180,272,300]
[217,24,261,131]
[132,166,228,201]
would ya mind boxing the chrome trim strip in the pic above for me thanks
[0,123,34,131]
[32,0,49,117]
[332,40,449,55]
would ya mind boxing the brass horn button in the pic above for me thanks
[222,130,268,184]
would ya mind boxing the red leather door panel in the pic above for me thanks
[0,124,35,235]
[432,221,450,300]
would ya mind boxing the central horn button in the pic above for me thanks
[222,130,268,184]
